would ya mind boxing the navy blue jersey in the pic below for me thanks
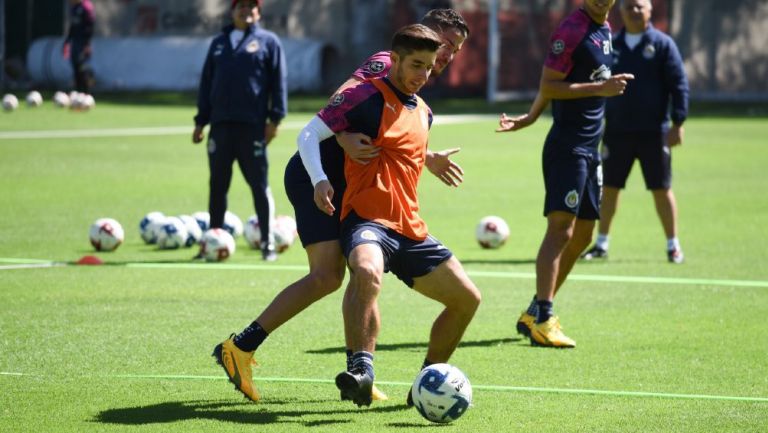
[605,24,689,133]
[195,23,287,132]
[66,0,94,44]
[544,9,613,154]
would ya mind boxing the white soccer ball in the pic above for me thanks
[139,211,166,244]
[89,218,125,252]
[223,210,243,238]
[25,91,43,107]
[53,91,70,108]
[82,93,95,109]
[411,363,472,424]
[191,211,210,232]
[199,228,236,262]
[475,215,510,249]
[178,214,203,247]
[274,214,297,252]
[243,215,262,249]
[2,94,19,111]
[156,216,189,250]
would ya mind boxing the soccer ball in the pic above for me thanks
[89,218,125,252]
[199,228,236,262]
[223,210,243,238]
[475,215,510,249]
[191,211,210,232]
[274,215,297,252]
[411,363,472,424]
[178,214,203,247]
[139,211,167,244]
[25,91,43,107]
[156,216,189,250]
[2,94,18,111]
[53,91,70,108]
[243,215,262,248]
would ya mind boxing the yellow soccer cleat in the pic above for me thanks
[371,383,389,401]
[212,335,261,402]
[530,316,576,348]
[516,311,536,337]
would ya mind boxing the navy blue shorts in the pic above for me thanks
[283,152,346,248]
[602,131,672,190]
[340,212,453,287]
[542,151,601,220]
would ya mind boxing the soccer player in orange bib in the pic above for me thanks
[297,24,481,407]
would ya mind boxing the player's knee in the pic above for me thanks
[349,261,383,295]
[306,268,344,295]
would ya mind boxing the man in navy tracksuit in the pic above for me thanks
[193,0,287,261]
[63,0,95,94]
[581,0,689,264]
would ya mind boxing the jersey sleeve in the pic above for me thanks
[351,51,392,81]
[544,14,588,74]
[317,82,379,133]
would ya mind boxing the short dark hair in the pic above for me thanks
[420,9,470,38]
[391,24,443,58]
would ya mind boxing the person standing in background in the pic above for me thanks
[581,0,689,264]
[63,0,95,94]
[193,0,287,261]
[497,0,633,348]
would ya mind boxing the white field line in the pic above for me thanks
[1,371,767,403]
[0,115,497,140]
[1,257,767,288]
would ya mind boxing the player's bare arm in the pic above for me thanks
[496,91,550,133]
[425,148,464,186]
[539,66,634,99]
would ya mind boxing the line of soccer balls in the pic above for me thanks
[2,91,96,112]
[88,211,297,262]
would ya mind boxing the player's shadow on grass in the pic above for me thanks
[460,258,537,265]
[93,399,406,427]
[306,337,520,355]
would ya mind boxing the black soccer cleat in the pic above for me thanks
[261,242,277,262]
[581,245,608,261]
[335,368,373,407]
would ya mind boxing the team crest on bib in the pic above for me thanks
[643,43,656,59]
[360,230,378,241]
[246,40,260,53]
[330,93,345,106]
[551,40,565,55]
[564,190,580,208]
[367,61,386,74]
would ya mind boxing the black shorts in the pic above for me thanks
[283,152,346,248]
[542,151,601,220]
[340,212,453,288]
[602,131,672,190]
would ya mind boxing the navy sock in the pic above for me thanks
[346,349,353,371]
[233,321,269,352]
[525,295,538,316]
[351,351,375,379]
[536,300,553,324]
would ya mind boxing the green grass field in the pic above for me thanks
[1,98,767,433]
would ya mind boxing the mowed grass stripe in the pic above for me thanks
[1,257,767,288]
[2,371,767,403]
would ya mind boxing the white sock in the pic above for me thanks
[596,234,609,250]
[667,237,681,251]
